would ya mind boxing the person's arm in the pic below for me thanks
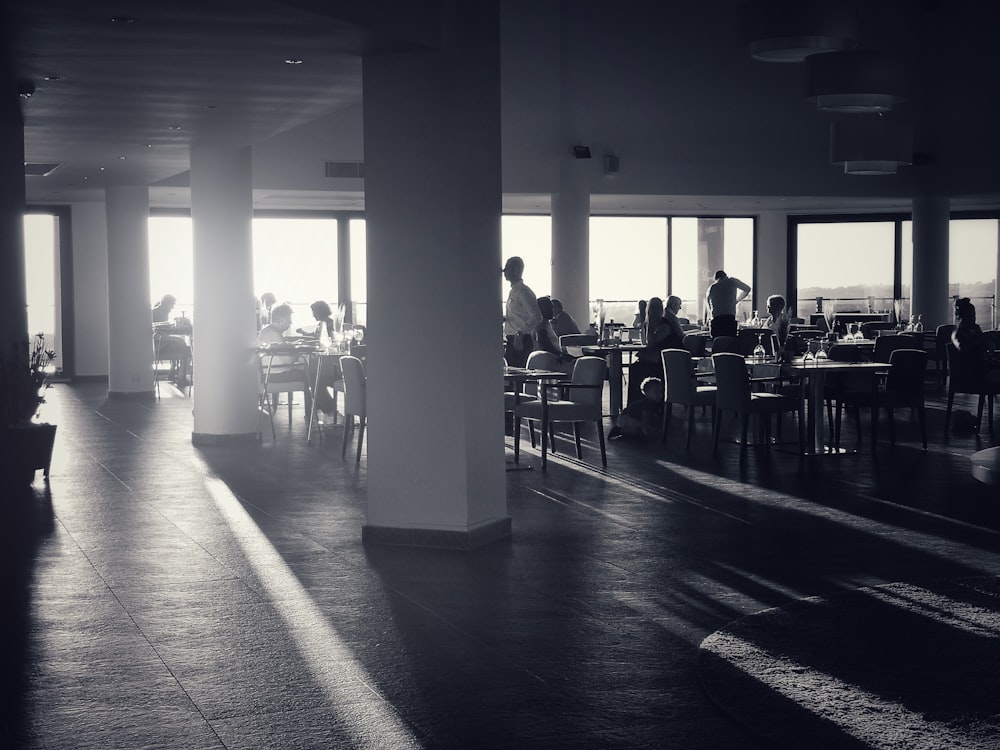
[734,278,751,305]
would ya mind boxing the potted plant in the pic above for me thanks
[1,333,57,484]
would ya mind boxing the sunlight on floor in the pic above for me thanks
[197,464,421,749]
[701,631,996,750]
[862,582,1000,638]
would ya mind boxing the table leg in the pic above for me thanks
[608,350,623,417]
[307,355,322,444]
[540,382,549,470]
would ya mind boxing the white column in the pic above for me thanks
[106,186,154,397]
[911,195,950,330]
[0,68,28,345]
[362,1,508,549]
[551,167,590,330]
[190,145,259,443]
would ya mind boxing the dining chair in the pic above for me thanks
[945,343,998,435]
[711,352,802,455]
[682,333,708,357]
[514,356,607,468]
[257,353,312,440]
[710,335,738,354]
[873,333,920,363]
[837,349,927,449]
[661,348,716,448]
[736,328,774,356]
[931,324,955,392]
[339,355,366,463]
[558,333,599,359]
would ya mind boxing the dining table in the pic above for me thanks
[780,357,890,456]
[580,343,645,417]
[504,366,568,470]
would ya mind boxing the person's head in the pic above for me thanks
[537,295,554,320]
[714,270,728,281]
[955,297,976,325]
[637,300,647,312]
[158,294,176,312]
[766,294,786,317]
[666,296,682,315]
[551,299,565,315]
[310,300,332,320]
[647,297,664,321]
[502,256,524,283]
[261,292,276,309]
[270,303,293,332]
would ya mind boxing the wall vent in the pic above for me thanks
[24,162,62,176]
[324,161,364,179]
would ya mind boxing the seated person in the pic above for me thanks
[257,303,312,416]
[258,292,276,330]
[151,294,191,384]
[763,293,804,356]
[626,297,684,407]
[551,298,581,337]
[297,300,335,341]
[534,296,563,357]
[631,299,647,329]
[952,297,1000,386]
[302,301,340,415]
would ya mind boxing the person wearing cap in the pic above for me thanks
[502,256,542,367]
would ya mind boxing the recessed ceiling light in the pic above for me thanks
[284,59,303,65]
[110,17,134,24]
[118,155,127,160]
[168,125,182,131]
[43,75,60,81]
[146,144,152,148]
[99,167,105,171]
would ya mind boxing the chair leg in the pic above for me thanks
[514,416,522,463]
[549,423,556,454]
[596,419,607,467]
[341,416,351,458]
[712,409,721,455]
[887,407,895,445]
[976,395,986,432]
[945,390,955,434]
[740,413,749,453]
[662,402,671,443]
[918,404,927,449]
[355,417,365,464]
[528,421,537,448]
[686,406,695,449]
[573,423,583,459]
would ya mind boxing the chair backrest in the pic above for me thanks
[711,335,738,354]
[873,334,919,363]
[712,353,750,411]
[567,356,606,411]
[946,342,986,392]
[526,350,562,372]
[682,333,708,357]
[885,349,927,399]
[861,321,896,339]
[340,355,366,417]
[662,348,697,407]
[935,324,956,355]
[827,343,861,362]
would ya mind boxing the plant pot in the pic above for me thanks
[1,423,57,484]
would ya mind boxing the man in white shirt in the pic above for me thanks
[503,256,542,367]
[705,270,751,338]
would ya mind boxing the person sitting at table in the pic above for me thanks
[625,296,684,408]
[534,296,563,356]
[257,292,277,331]
[151,294,191,385]
[551,298,581,337]
[952,297,1000,386]
[632,299,648,329]
[296,300,335,341]
[257,303,312,417]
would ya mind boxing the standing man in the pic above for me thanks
[503,256,542,367]
[705,270,751,338]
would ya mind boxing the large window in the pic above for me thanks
[796,220,896,320]
[950,218,998,328]
[149,216,194,318]
[589,217,667,324]
[349,218,367,327]
[501,215,551,300]
[24,214,62,366]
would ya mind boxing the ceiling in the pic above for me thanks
[8,1,1000,215]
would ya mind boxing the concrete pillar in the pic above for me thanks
[189,145,259,443]
[362,1,508,549]
[551,170,590,330]
[106,186,154,397]
[698,219,725,323]
[911,195,950,330]
[0,61,28,345]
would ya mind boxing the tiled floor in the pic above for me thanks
[2,380,998,749]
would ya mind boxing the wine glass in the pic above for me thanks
[353,327,365,344]
[815,340,828,361]
[753,333,766,362]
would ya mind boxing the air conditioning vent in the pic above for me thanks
[324,161,364,179]
[24,162,62,176]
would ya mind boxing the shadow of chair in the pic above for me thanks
[514,356,607,468]
[945,343,999,435]
[711,352,802,455]
[340,355,366,463]
[837,348,927,449]
[661,348,716,448]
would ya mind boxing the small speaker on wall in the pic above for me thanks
[573,145,592,159]
[604,155,620,176]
